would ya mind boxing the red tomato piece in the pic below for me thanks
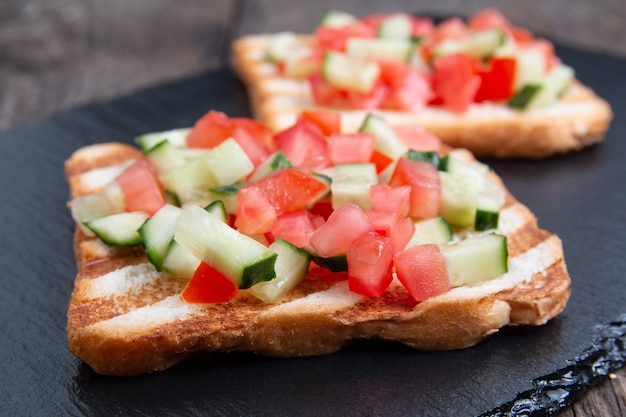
[410,16,435,38]
[308,203,374,258]
[386,68,434,113]
[394,244,451,301]
[270,209,320,248]
[392,125,442,152]
[309,199,334,221]
[274,118,329,169]
[468,8,513,33]
[475,57,517,102]
[432,53,481,113]
[389,157,440,219]
[230,125,271,166]
[251,168,329,214]
[369,184,411,217]
[422,18,469,62]
[369,149,394,173]
[347,232,394,297]
[300,110,341,136]
[365,209,415,254]
[186,110,232,148]
[235,186,277,235]
[181,262,238,303]
[115,158,166,216]
[315,22,375,51]
[345,82,389,110]
[309,72,346,107]
[327,133,375,165]
[231,117,275,152]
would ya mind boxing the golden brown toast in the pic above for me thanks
[65,142,570,376]
[231,34,612,159]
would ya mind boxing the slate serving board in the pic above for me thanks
[1,43,625,417]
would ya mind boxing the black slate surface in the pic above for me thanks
[1,43,625,417]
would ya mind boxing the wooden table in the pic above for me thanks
[1,1,624,415]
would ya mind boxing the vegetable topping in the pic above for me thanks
[70,110,508,304]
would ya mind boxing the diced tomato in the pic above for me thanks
[431,53,481,113]
[422,17,469,62]
[389,157,440,219]
[345,82,389,110]
[308,203,374,257]
[369,149,394,173]
[475,57,517,102]
[468,8,513,33]
[181,262,238,303]
[369,184,411,217]
[410,16,435,38]
[275,118,329,169]
[309,72,343,107]
[251,168,329,214]
[115,158,166,216]
[270,210,320,248]
[347,232,394,297]
[365,209,415,254]
[315,22,375,51]
[231,117,275,151]
[230,126,271,166]
[235,186,277,235]
[186,110,232,148]
[392,125,442,152]
[394,244,451,301]
[359,13,393,32]
[309,199,334,221]
[327,133,375,165]
[300,110,341,136]
[385,67,434,112]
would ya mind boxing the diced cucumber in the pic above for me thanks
[201,138,255,186]
[310,254,348,272]
[249,238,311,303]
[319,10,356,27]
[159,139,253,205]
[322,51,381,93]
[438,171,478,228]
[358,113,407,160]
[346,38,415,62]
[475,209,499,231]
[208,182,246,214]
[70,188,125,237]
[377,13,413,39]
[162,240,200,279]
[248,151,292,182]
[512,49,546,91]
[84,211,149,246]
[433,29,504,58]
[439,233,508,287]
[331,163,378,210]
[264,31,298,63]
[510,64,574,110]
[405,149,440,166]
[463,29,505,58]
[144,140,186,173]
[139,204,182,270]
[204,199,229,223]
[438,152,489,177]
[135,128,191,152]
[406,216,452,247]
[282,48,320,78]
[174,205,277,289]
[508,84,542,109]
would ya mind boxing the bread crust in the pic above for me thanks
[65,143,571,376]
[231,34,613,159]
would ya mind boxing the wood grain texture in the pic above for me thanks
[0,0,624,414]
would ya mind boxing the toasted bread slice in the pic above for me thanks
[231,34,612,159]
[65,142,570,376]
